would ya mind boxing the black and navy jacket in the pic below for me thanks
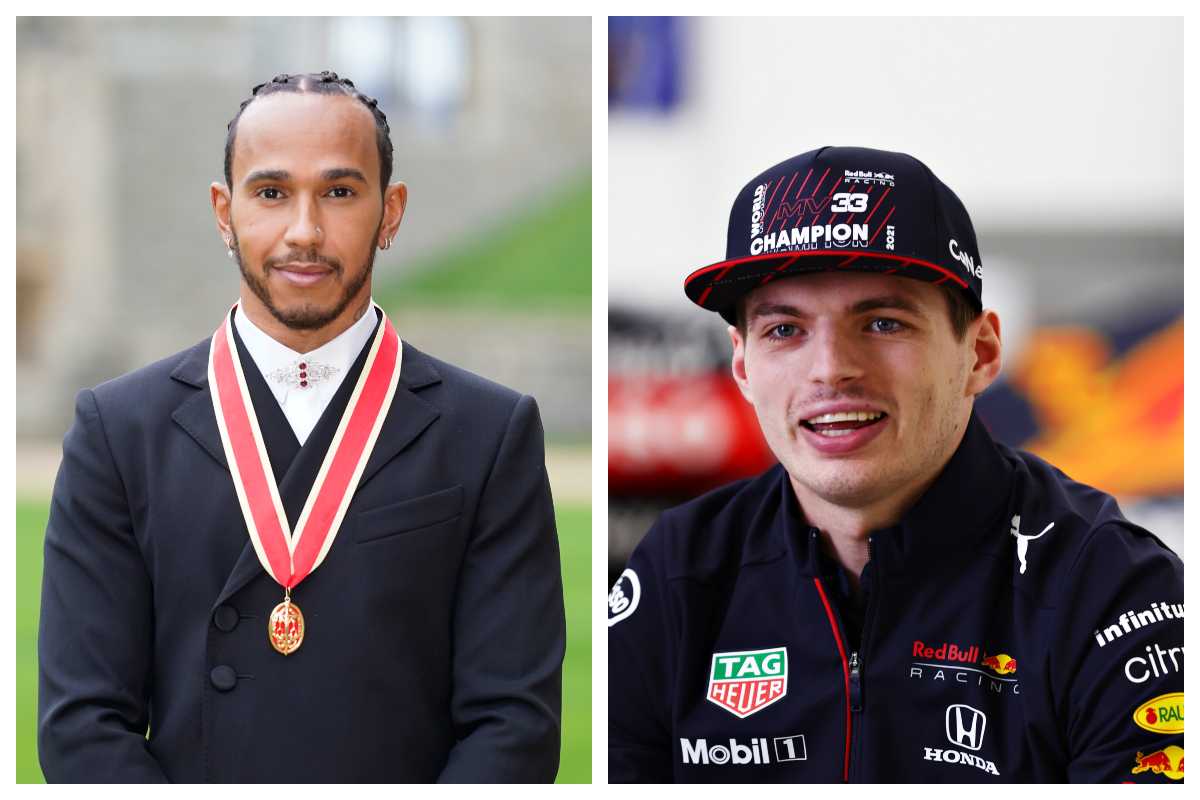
[608,411,1183,783]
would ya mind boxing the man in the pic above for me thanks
[39,72,565,782]
[608,146,1183,783]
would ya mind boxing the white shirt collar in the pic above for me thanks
[232,301,380,444]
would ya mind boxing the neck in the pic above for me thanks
[237,292,373,354]
[790,465,940,590]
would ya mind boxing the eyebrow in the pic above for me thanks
[746,294,928,323]
[242,167,369,187]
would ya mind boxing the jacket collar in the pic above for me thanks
[781,408,1015,576]
[169,333,443,488]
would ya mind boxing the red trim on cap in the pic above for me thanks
[684,249,970,306]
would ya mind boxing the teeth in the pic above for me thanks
[807,410,884,424]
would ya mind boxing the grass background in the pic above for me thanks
[15,498,591,783]
[375,173,591,311]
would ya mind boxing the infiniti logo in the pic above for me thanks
[945,704,986,751]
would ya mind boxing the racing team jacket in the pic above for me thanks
[608,411,1184,783]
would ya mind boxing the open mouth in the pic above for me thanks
[800,410,888,438]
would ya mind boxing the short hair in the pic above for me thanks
[734,283,981,341]
[224,71,393,196]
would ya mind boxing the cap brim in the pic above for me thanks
[684,249,972,323]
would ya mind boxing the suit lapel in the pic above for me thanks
[169,340,227,471]
[358,343,441,488]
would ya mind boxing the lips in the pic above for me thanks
[797,409,889,455]
[273,263,332,287]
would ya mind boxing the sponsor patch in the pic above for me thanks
[909,639,1021,696]
[607,568,641,627]
[981,653,1017,676]
[679,734,806,766]
[1010,515,1052,575]
[1131,745,1183,780]
[1134,692,1184,734]
[1123,640,1184,684]
[1094,602,1183,648]
[923,704,1000,776]
[707,646,788,718]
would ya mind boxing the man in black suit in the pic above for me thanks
[38,72,565,782]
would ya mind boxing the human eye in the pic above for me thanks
[764,322,801,340]
[867,317,906,334]
[327,186,355,199]
[255,187,285,201]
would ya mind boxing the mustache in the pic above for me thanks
[263,251,342,274]
[792,390,889,415]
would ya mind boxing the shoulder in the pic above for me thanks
[639,465,789,583]
[401,341,525,418]
[87,339,209,413]
[1000,443,1180,602]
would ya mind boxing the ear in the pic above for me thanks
[379,181,408,247]
[211,182,234,248]
[964,309,1003,397]
[729,324,755,404]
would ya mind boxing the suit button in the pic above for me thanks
[213,605,239,632]
[210,665,237,692]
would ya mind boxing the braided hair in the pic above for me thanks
[224,71,393,196]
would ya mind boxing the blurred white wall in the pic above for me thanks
[609,16,1182,312]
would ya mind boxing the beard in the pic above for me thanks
[229,227,377,331]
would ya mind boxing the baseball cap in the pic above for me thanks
[684,146,984,324]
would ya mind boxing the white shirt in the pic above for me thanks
[233,302,379,446]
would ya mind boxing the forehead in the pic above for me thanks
[743,271,943,316]
[232,92,378,182]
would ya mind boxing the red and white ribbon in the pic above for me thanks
[208,303,402,589]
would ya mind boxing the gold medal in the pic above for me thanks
[268,591,305,655]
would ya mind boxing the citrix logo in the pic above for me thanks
[948,238,982,279]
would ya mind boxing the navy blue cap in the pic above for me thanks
[685,146,984,324]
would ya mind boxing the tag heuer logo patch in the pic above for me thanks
[707,647,788,718]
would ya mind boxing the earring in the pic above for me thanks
[226,246,234,259]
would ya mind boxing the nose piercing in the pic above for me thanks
[316,226,322,235]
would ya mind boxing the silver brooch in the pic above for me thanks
[265,359,340,390]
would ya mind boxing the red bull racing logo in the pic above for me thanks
[707,646,788,718]
[981,653,1017,676]
[1131,745,1183,780]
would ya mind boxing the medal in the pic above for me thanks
[208,303,402,654]
[268,589,305,655]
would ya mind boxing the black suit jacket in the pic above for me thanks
[37,322,565,782]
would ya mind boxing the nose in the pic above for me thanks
[283,195,324,250]
[806,328,865,387]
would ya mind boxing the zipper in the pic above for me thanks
[848,651,863,712]
[813,532,880,783]
[812,575,851,782]
[848,534,881,782]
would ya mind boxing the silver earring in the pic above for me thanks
[226,246,234,259]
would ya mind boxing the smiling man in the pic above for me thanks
[608,146,1183,783]
[39,72,565,783]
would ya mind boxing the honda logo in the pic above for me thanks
[945,704,986,751]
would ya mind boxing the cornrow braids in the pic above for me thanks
[223,71,393,197]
